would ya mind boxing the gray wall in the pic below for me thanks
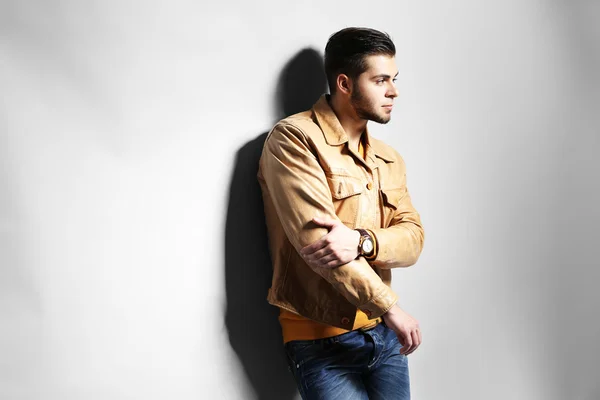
[1,1,599,399]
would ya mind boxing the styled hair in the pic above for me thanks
[324,27,396,94]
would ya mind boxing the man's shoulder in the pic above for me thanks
[267,110,324,142]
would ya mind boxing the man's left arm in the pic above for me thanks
[368,171,425,269]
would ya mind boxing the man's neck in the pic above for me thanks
[328,94,367,152]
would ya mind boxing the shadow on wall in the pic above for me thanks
[224,48,327,400]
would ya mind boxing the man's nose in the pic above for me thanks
[387,84,399,98]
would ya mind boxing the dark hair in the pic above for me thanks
[324,27,396,94]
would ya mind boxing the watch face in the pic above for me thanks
[363,238,374,254]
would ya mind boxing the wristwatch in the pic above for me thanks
[356,229,375,259]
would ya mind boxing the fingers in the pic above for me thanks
[300,218,357,268]
[399,331,413,355]
[399,322,421,356]
[304,249,345,269]
[324,259,344,268]
[404,330,421,356]
[300,237,328,256]
[304,258,343,270]
[320,254,344,268]
[307,247,331,261]
[384,306,422,356]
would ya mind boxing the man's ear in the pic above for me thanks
[336,74,352,96]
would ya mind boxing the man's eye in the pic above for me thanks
[376,79,385,84]
[392,78,397,83]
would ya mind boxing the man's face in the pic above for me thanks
[350,55,399,124]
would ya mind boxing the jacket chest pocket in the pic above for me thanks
[326,174,363,228]
[380,187,406,228]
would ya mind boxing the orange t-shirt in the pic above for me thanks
[279,308,379,343]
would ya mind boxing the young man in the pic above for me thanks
[258,27,425,399]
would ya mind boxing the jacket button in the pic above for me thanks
[366,182,373,190]
[341,317,350,325]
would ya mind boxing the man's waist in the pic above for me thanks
[279,307,382,343]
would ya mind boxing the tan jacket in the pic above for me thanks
[257,95,424,330]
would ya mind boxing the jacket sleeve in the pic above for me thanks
[369,156,425,269]
[260,122,397,318]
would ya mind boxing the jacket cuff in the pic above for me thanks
[358,285,397,319]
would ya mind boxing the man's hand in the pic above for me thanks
[382,304,422,355]
[300,216,360,269]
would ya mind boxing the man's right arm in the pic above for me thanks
[260,122,397,319]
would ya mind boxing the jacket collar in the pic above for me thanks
[313,94,349,146]
[313,94,395,163]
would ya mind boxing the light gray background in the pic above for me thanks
[2,1,599,399]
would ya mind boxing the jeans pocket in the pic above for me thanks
[285,340,321,368]
[285,342,322,398]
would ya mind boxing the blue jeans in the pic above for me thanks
[284,322,410,399]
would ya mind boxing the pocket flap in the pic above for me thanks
[381,187,406,210]
[327,175,363,199]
